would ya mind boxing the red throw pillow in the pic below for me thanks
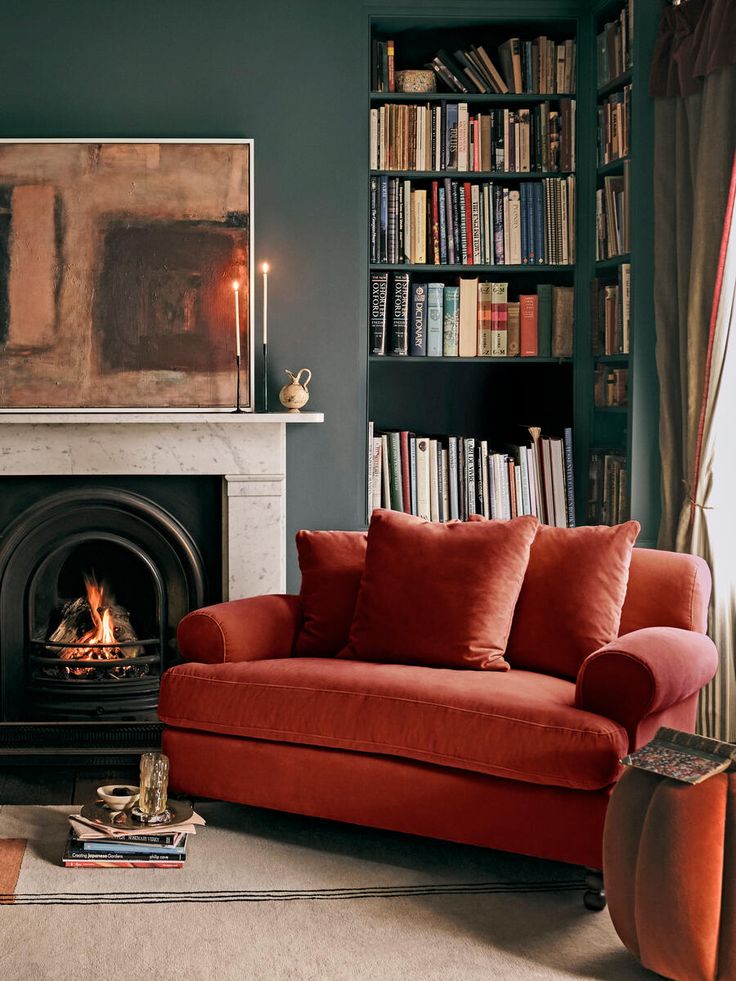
[338,509,539,670]
[505,521,640,678]
[294,530,367,656]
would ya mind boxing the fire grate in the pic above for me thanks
[29,638,160,683]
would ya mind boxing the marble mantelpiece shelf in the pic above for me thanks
[0,412,324,424]
[0,411,323,598]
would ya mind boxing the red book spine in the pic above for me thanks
[519,294,539,356]
[431,180,440,265]
[464,183,474,264]
[399,430,412,514]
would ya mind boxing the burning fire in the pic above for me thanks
[62,580,119,656]
[47,576,142,677]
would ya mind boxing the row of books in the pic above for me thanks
[597,1,634,88]
[368,425,576,527]
[371,37,577,96]
[370,176,576,266]
[597,86,630,166]
[588,451,628,525]
[370,101,575,174]
[592,265,631,355]
[594,366,629,407]
[63,808,206,869]
[596,166,629,260]
[371,275,574,358]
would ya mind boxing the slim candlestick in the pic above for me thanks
[232,280,242,413]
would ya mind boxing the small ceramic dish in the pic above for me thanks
[97,784,140,811]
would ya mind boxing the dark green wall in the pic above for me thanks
[0,0,369,590]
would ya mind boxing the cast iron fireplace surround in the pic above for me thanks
[0,478,217,759]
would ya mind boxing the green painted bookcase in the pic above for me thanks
[365,0,660,545]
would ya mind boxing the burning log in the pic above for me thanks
[45,577,145,678]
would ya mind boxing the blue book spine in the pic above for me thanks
[426,283,444,356]
[379,177,388,262]
[82,840,187,856]
[534,181,545,265]
[410,283,427,356]
[438,185,448,264]
[520,183,528,264]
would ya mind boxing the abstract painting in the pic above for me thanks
[0,139,252,409]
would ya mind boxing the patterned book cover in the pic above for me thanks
[622,727,736,785]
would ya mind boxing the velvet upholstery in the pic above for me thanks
[605,766,736,979]
[164,537,717,871]
[158,657,627,790]
[575,627,719,743]
[339,509,538,670]
[164,727,614,868]
[294,529,367,657]
[504,521,641,678]
[177,594,301,664]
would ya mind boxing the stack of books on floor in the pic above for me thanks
[368,423,575,527]
[63,808,205,869]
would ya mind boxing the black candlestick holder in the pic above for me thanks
[263,341,269,412]
[234,353,243,413]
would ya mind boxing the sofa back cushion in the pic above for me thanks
[504,521,640,679]
[294,530,367,657]
[619,548,712,636]
[338,509,538,670]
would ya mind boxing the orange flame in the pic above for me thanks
[59,578,120,663]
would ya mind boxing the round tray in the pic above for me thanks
[80,797,194,829]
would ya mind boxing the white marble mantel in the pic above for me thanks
[0,412,323,599]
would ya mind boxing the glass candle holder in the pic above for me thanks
[138,751,169,818]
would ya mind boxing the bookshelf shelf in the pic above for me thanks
[371,170,574,180]
[597,68,633,98]
[370,92,575,104]
[370,264,574,273]
[597,157,629,176]
[369,355,573,365]
[594,353,630,363]
[595,254,631,270]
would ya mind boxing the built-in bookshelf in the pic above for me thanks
[366,4,659,541]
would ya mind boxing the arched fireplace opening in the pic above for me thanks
[0,488,205,725]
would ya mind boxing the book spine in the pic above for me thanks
[478,281,493,356]
[442,286,460,356]
[519,294,538,356]
[370,272,389,356]
[370,177,378,263]
[390,272,410,356]
[563,426,576,527]
[426,283,444,357]
[464,183,474,263]
[63,859,185,869]
[387,431,404,511]
[431,180,441,264]
[410,282,427,356]
[399,430,412,513]
[379,177,388,262]
[491,282,508,356]
[448,437,459,520]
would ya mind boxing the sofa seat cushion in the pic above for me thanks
[159,658,627,791]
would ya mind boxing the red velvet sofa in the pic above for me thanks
[159,546,717,876]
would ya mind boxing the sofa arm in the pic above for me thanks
[575,627,718,736]
[176,594,302,664]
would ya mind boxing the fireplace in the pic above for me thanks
[0,412,322,758]
[0,486,206,727]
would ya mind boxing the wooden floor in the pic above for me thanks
[0,765,139,804]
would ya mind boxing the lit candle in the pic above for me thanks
[262,262,270,345]
[232,280,241,358]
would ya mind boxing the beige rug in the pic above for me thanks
[0,802,652,980]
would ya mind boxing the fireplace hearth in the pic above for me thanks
[0,485,206,743]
